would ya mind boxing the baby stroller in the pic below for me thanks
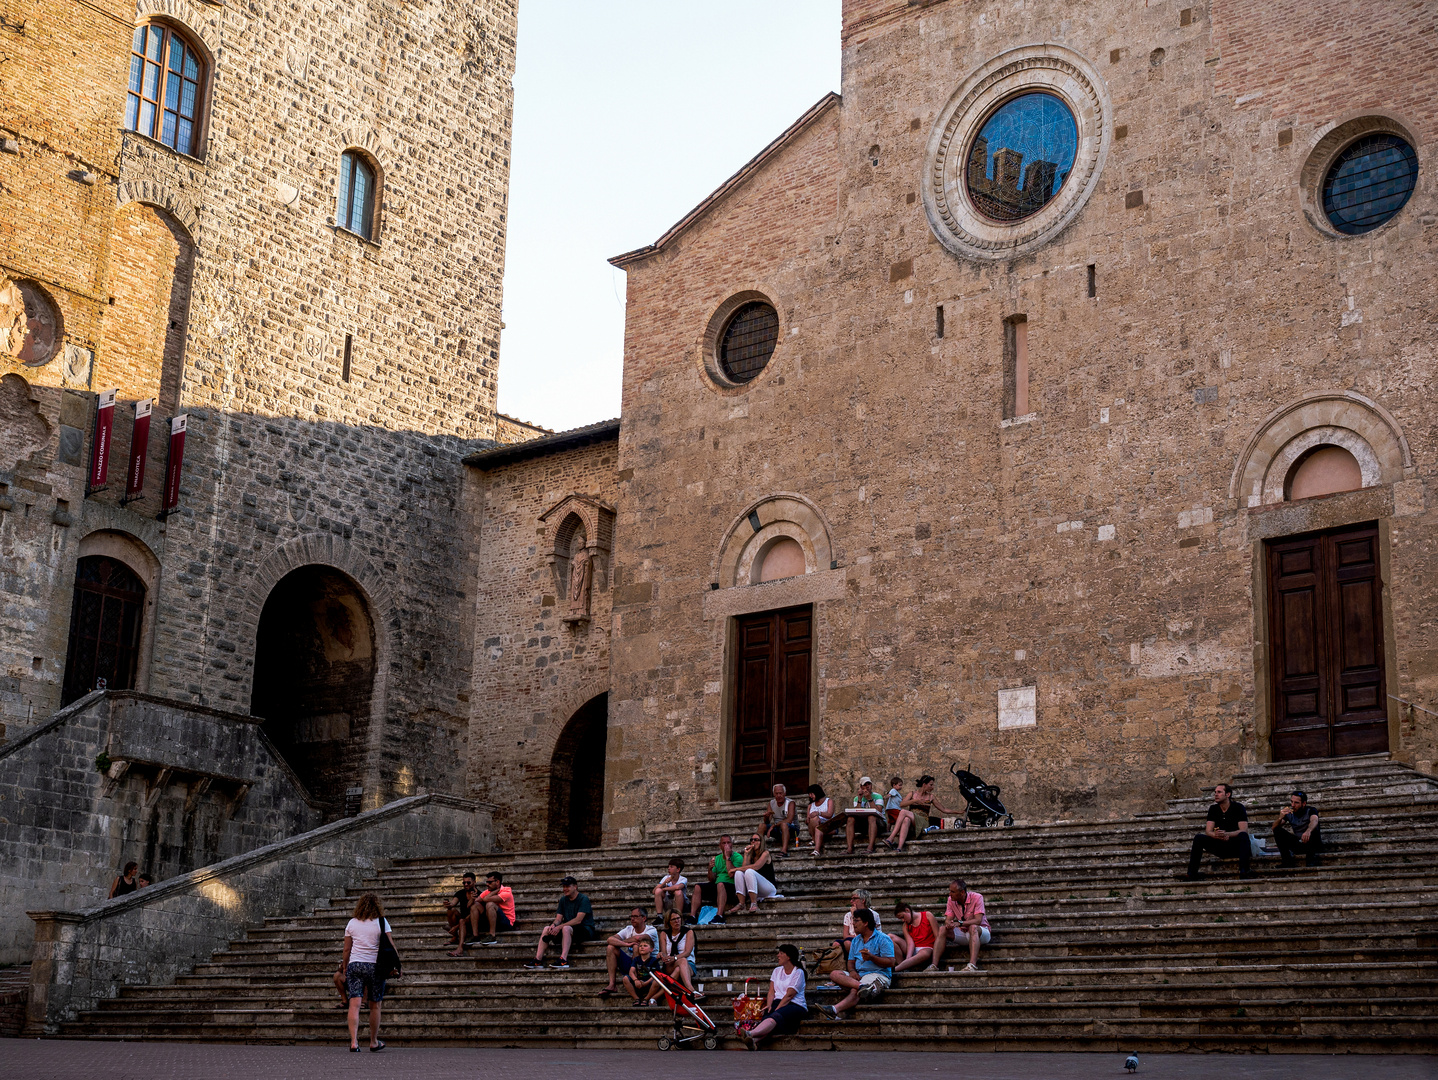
[650,969,721,1051]
[951,763,1014,827]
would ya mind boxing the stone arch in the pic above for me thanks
[243,534,394,811]
[61,530,162,703]
[715,493,836,589]
[251,564,377,815]
[543,690,609,849]
[133,0,218,60]
[116,182,199,244]
[1229,391,1412,507]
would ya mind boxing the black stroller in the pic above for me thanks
[951,763,1014,827]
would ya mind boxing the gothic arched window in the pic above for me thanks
[126,23,207,156]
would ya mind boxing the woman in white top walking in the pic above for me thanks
[736,943,808,1050]
[342,893,397,1052]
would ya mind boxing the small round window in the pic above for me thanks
[0,278,63,367]
[718,301,779,384]
[965,92,1078,223]
[1322,134,1417,235]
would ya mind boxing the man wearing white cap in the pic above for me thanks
[846,776,885,854]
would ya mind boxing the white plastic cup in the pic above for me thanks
[727,983,734,992]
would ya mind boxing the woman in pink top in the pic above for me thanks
[934,878,990,972]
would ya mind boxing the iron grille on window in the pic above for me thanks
[1322,134,1418,235]
[719,302,779,383]
[61,556,145,705]
[126,24,204,156]
[338,151,377,241]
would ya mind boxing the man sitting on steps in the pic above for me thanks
[761,784,799,857]
[689,834,744,923]
[818,907,895,1020]
[475,871,517,946]
[599,907,661,997]
[933,878,990,972]
[1272,790,1323,867]
[525,876,595,970]
[1186,782,1256,880]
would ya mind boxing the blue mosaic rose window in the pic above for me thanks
[1322,134,1418,235]
[965,93,1078,223]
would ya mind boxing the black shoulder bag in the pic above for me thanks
[376,918,402,981]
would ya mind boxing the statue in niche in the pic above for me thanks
[567,547,593,619]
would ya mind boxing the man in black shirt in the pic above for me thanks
[1272,790,1322,867]
[1186,782,1255,880]
[443,872,478,947]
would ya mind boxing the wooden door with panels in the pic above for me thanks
[1268,522,1388,761]
[730,605,813,800]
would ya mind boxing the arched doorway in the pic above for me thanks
[61,556,146,704]
[547,693,608,849]
[251,565,376,813]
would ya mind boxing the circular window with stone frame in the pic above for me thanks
[1299,113,1421,239]
[923,44,1112,261]
[701,291,783,391]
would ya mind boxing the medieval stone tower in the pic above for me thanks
[0,0,517,813]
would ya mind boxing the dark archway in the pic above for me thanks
[251,565,376,813]
[547,693,608,849]
[62,555,146,705]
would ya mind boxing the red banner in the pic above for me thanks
[161,414,188,514]
[88,389,116,491]
[124,398,152,501]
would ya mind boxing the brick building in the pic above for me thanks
[468,0,1437,846]
[2,0,1435,868]
[1,0,517,820]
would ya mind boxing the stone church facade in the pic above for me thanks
[2,0,1435,869]
[468,0,1438,847]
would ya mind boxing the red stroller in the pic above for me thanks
[649,969,721,1051]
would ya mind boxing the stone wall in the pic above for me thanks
[0,0,516,816]
[465,430,619,848]
[600,0,1438,836]
[0,690,322,964]
[25,791,492,1030]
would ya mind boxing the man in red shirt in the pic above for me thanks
[933,878,990,972]
[476,871,517,946]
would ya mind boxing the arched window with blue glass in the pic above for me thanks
[126,22,208,157]
[965,93,1078,223]
[337,150,381,241]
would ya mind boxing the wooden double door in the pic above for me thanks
[731,605,812,800]
[1268,522,1389,761]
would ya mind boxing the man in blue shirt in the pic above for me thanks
[818,907,895,1020]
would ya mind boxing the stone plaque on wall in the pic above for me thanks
[998,685,1037,729]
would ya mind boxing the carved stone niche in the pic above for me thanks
[539,494,615,627]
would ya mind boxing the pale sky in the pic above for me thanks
[496,1,841,433]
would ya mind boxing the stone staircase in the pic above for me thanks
[60,756,1438,1051]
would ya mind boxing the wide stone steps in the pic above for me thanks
[57,758,1438,1050]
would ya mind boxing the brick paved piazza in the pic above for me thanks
[4,1042,1437,1080]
